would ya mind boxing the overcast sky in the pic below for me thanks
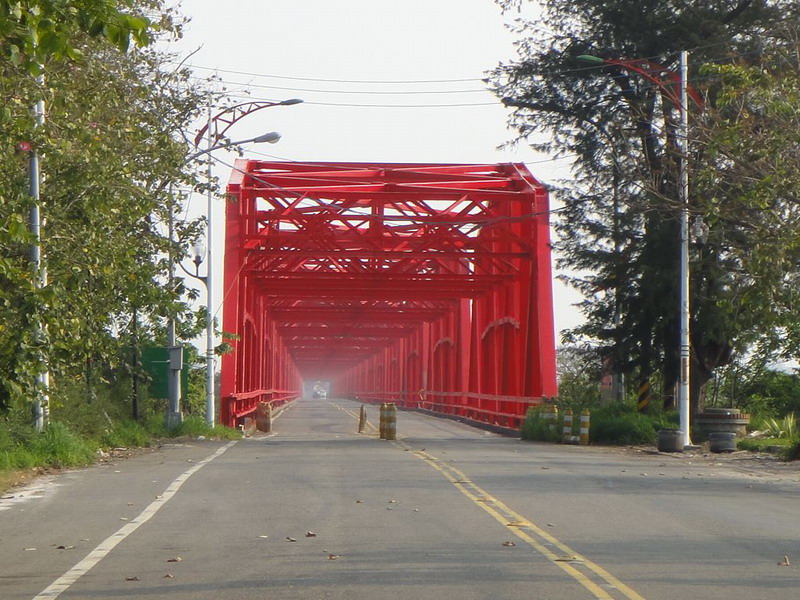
[165,0,583,339]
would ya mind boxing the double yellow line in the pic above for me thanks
[335,400,643,598]
[408,446,645,599]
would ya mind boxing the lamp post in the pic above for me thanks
[173,130,283,428]
[187,100,302,427]
[29,82,49,432]
[578,52,701,449]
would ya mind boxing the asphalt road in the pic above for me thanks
[2,398,798,599]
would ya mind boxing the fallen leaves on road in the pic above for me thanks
[555,555,584,563]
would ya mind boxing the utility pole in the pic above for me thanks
[204,104,216,426]
[166,186,183,429]
[30,77,49,432]
[677,50,693,448]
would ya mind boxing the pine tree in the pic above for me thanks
[487,0,796,411]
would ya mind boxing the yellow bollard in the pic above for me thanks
[358,405,366,434]
[543,404,559,432]
[562,408,573,443]
[385,403,397,440]
[379,403,387,439]
[580,409,591,445]
[255,401,272,433]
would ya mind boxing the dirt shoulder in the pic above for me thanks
[602,442,800,482]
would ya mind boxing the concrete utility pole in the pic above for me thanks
[30,77,49,432]
[677,50,693,448]
[166,186,183,430]
[204,104,215,427]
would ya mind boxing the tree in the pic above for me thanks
[0,0,153,74]
[0,2,214,412]
[487,0,797,413]
[693,42,800,366]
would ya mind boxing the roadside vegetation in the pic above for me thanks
[494,0,800,455]
[0,1,241,493]
[4,2,800,487]
[523,345,800,460]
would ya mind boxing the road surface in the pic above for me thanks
[2,398,798,599]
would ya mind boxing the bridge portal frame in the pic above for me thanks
[220,161,557,428]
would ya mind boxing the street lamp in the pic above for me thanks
[578,52,701,449]
[173,130,284,428]
[191,99,302,427]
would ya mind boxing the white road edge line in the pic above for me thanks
[32,440,238,600]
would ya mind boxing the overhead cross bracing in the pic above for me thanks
[220,161,557,428]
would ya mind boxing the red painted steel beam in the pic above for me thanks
[221,161,557,428]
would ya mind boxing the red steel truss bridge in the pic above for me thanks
[220,161,557,429]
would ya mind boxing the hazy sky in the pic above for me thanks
[165,0,583,338]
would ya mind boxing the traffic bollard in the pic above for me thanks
[580,409,591,445]
[358,405,366,434]
[379,403,387,439]
[385,403,397,440]
[562,408,573,443]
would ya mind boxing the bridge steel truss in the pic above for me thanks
[220,161,557,429]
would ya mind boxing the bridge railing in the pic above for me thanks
[221,389,299,428]
[347,390,548,431]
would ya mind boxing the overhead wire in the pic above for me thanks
[177,44,775,110]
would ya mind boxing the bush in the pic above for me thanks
[760,414,797,439]
[783,437,800,461]
[521,407,562,442]
[589,404,659,445]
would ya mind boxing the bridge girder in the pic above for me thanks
[220,161,557,428]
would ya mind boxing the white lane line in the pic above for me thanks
[32,440,238,600]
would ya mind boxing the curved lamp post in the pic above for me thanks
[168,131,283,430]
[579,52,701,449]
[191,99,302,427]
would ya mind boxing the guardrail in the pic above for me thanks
[221,389,299,428]
[348,390,548,431]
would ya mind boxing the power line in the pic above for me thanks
[177,62,484,84]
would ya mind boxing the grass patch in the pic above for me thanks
[29,422,97,469]
[736,437,792,452]
[143,414,241,440]
[168,416,241,440]
[102,420,151,448]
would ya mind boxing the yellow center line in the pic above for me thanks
[329,400,378,434]
[407,445,646,600]
[334,401,643,599]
